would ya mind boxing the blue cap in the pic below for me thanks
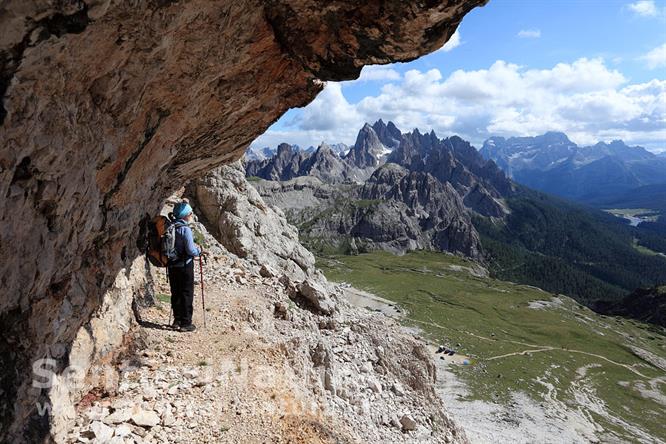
[173,202,193,219]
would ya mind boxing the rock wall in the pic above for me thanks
[49,255,154,443]
[189,163,336,314]
[0,0,487,440]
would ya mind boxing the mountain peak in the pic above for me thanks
[372,119,402,149]
[276,143,294,156]
[588,139,654,161]
[316,142,333,153]
[541,131,572,144]
[346,124,385,168]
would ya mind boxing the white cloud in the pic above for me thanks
[297,82,361,131]
[251,82,362,149]
[640,42,666,69]
[355,65,401,82]
[252,58,666,152]
[628,0,658,16]
[517,29,541,39]
[438,30,461,52]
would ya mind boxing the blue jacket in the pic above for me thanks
[171,221,201,267]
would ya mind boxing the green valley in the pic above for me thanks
[318,251,666,443]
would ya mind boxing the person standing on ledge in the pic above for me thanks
[169,200,203,332]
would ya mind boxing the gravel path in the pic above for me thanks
[67,254,468,444]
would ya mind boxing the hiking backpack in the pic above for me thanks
[145,215,185,267]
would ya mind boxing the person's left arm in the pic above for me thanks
[183,226,201,257]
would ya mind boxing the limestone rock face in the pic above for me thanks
[0,0,486,440]
[50,255,153,442]
[189,164,317,282]
[188,163,336,314]
[345,123,386,169]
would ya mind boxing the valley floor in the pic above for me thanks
[319,251,666,444]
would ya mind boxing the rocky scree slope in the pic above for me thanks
[66,165,468,443]
[0,0,486,440]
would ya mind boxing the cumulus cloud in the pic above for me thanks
[438,30,461,52]
[356,65,401,82]
[298,83,361,131]
[251,83,362,149]
[252,58,666,152]
[628,0,658,16]
[640,43,666,69]
[517,29,541,39]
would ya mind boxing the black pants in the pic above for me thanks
[168,260,194,326]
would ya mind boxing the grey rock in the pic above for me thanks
[183,369,199,379]
[345,123,389,169]
[162,413,176,427]
[400,414,418,431]
[114,423,132,437]
[367,378,382,393]
[391,382,406,396]
[324,369,336,394]
[103,408,132,425]
[132,410,160,428]
[143,386,158,400]
[189,164,332,295]
[259,264,278,278]
[296,280,336,315]
[90,421,114,442]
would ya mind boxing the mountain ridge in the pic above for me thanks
[480,133,666,204]
[245,121,511,259]
[245,122,666,309]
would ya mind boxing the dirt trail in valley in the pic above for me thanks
[413,318,654,378]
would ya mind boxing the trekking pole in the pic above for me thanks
[199,255,206,328]
[166,269,173,327]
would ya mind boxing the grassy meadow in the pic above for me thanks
[317,251,666,442]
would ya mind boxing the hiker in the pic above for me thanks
[168,201,204,332]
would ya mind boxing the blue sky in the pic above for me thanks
[252,0,666,152]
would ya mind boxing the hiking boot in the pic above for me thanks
[180,324,196,332]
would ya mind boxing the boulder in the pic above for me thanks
[131,409,160,428]
[189,164,319,284]
[90,421,113,442]
[103,408,132,425]
[400,414,418,431]
[113,424,132,437]
[296,280,336,315]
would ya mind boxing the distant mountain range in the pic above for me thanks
[245,142,350,162]
[245,119,509,259]
[479,132,666,206]
[246,120,400,182]
[244,121,666,307]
